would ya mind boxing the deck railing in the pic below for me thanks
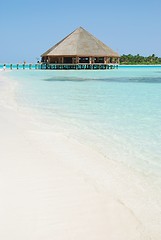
[0,63,119,70]
[41,63,119,70]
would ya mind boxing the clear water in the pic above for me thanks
[3,66,161,237]
[6,67,161,177]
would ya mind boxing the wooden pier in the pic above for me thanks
[40,63,119,70]
[2,63,119,70]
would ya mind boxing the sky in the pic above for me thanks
[0,0,161,63]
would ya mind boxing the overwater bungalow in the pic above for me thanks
[41,27,120,70]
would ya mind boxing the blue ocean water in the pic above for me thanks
[6,66,161,178]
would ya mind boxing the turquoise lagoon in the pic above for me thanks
[4,66,161,237]
[7,66,161,177]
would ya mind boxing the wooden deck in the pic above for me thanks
[40,63,119,70]
[2,63,119,70]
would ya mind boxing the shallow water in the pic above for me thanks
[4,66,161,237]
[7,66,161,174]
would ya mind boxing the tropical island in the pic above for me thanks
[120,54,161,65]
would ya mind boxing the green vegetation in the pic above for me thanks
[120,54,161,65]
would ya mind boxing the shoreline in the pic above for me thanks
[0,72,158,239]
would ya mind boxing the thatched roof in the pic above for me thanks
[41,27,119,57]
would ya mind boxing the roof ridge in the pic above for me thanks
[75,27,84,55]
[41,27,119,57]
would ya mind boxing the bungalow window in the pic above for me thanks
[95,57,104,63]
[64,57,73,64]
[79,57,89,63]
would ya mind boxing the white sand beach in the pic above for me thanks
[0,72,155,239]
